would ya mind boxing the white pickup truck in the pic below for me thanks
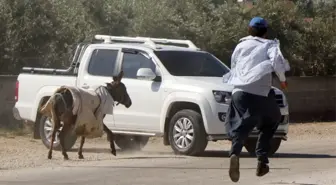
[13,35,289,156]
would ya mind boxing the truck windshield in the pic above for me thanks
[154,50,229,77]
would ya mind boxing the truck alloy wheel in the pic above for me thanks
[244,138,282,156]
[44,117,60,145]
[39,115,77,151]
[168,109,208,156]
[172,117,194,149]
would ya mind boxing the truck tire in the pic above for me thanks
[114,134,149,151]
[39,115,77,151]
[168,109,208,156]
[244,138,282,156]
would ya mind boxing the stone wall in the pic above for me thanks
[0,75,335,128]
[0,75,22,129]
[273,76,336,122]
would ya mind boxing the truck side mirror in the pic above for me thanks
[136,68,161,82]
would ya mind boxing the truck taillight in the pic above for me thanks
[15,80,19,102]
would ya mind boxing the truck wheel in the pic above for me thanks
[39,115,77,151]
[168,109,208,156]
[114,135,149,151]
[244,138,282,156]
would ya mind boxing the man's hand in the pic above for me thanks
[280,81,288,90]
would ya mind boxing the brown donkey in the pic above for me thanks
[39,71,132,160]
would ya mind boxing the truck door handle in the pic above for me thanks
[82,84,90,89]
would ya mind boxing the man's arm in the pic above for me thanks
[267,42,290,89]
[267,43,289,82]
[275,71,286,82]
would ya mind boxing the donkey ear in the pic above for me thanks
[112,76,118,82]
[117,70,124,80]
[113,71,124,83]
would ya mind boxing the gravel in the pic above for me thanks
[0,122,335,171]
[287,122,336,140]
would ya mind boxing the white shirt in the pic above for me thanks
[223,36,290,96]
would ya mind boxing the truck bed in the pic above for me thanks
[15,73,77,122]
[21,66,77,76]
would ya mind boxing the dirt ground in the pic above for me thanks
[0,122,335,171]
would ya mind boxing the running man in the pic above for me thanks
[223,16,290,182]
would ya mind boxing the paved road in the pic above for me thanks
[0,139,335,185]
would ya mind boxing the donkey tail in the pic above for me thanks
[39,95,55,117]
[39,93,65,117]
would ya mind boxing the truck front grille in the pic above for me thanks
[275,94,285,107]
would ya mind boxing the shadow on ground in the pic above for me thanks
[67,147,336,159]
[68,147,115,154]
[66,165,289,170]
[68,147,175,156]
[199,150,336,159]
[270,183,318,185]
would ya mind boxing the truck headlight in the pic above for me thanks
[212,91,231,104]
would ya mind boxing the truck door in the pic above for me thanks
[112,48,164,132]
[76,46,122,128]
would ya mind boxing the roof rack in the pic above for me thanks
[94,35,199,50]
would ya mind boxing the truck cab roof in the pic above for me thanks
[89,43,203,52]
[91,34,202,52]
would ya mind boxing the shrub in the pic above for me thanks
[0,0,334,76]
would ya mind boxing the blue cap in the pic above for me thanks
[249,17,268,28]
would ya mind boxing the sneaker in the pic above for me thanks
[256,162,269,177]
[229,154,240,182]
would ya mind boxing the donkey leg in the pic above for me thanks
[59,123,70,160]
[48,118,60,160]
[103,124,116,156]
[78,136,85,159]
[48,127,58,159]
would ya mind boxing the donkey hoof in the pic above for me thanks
[48,155,52,160]
[63,156,69,160]
[78,155,84,159]
[111,150,117,156]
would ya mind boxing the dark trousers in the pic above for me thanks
[226,89,281,164]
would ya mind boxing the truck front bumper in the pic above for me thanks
[207,114,289,141]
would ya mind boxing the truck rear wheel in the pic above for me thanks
[39,115,77,151]
[168,109,208,156]
[114,135,149,151]
[244,138,282,156]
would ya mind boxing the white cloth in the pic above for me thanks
[40,85,114,138]
[94,86,114,116]
[71,85,114,138]
[223,36,290,86]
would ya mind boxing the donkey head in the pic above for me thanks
[105,71,132,108]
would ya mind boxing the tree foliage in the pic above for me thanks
[0,0,335,76]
